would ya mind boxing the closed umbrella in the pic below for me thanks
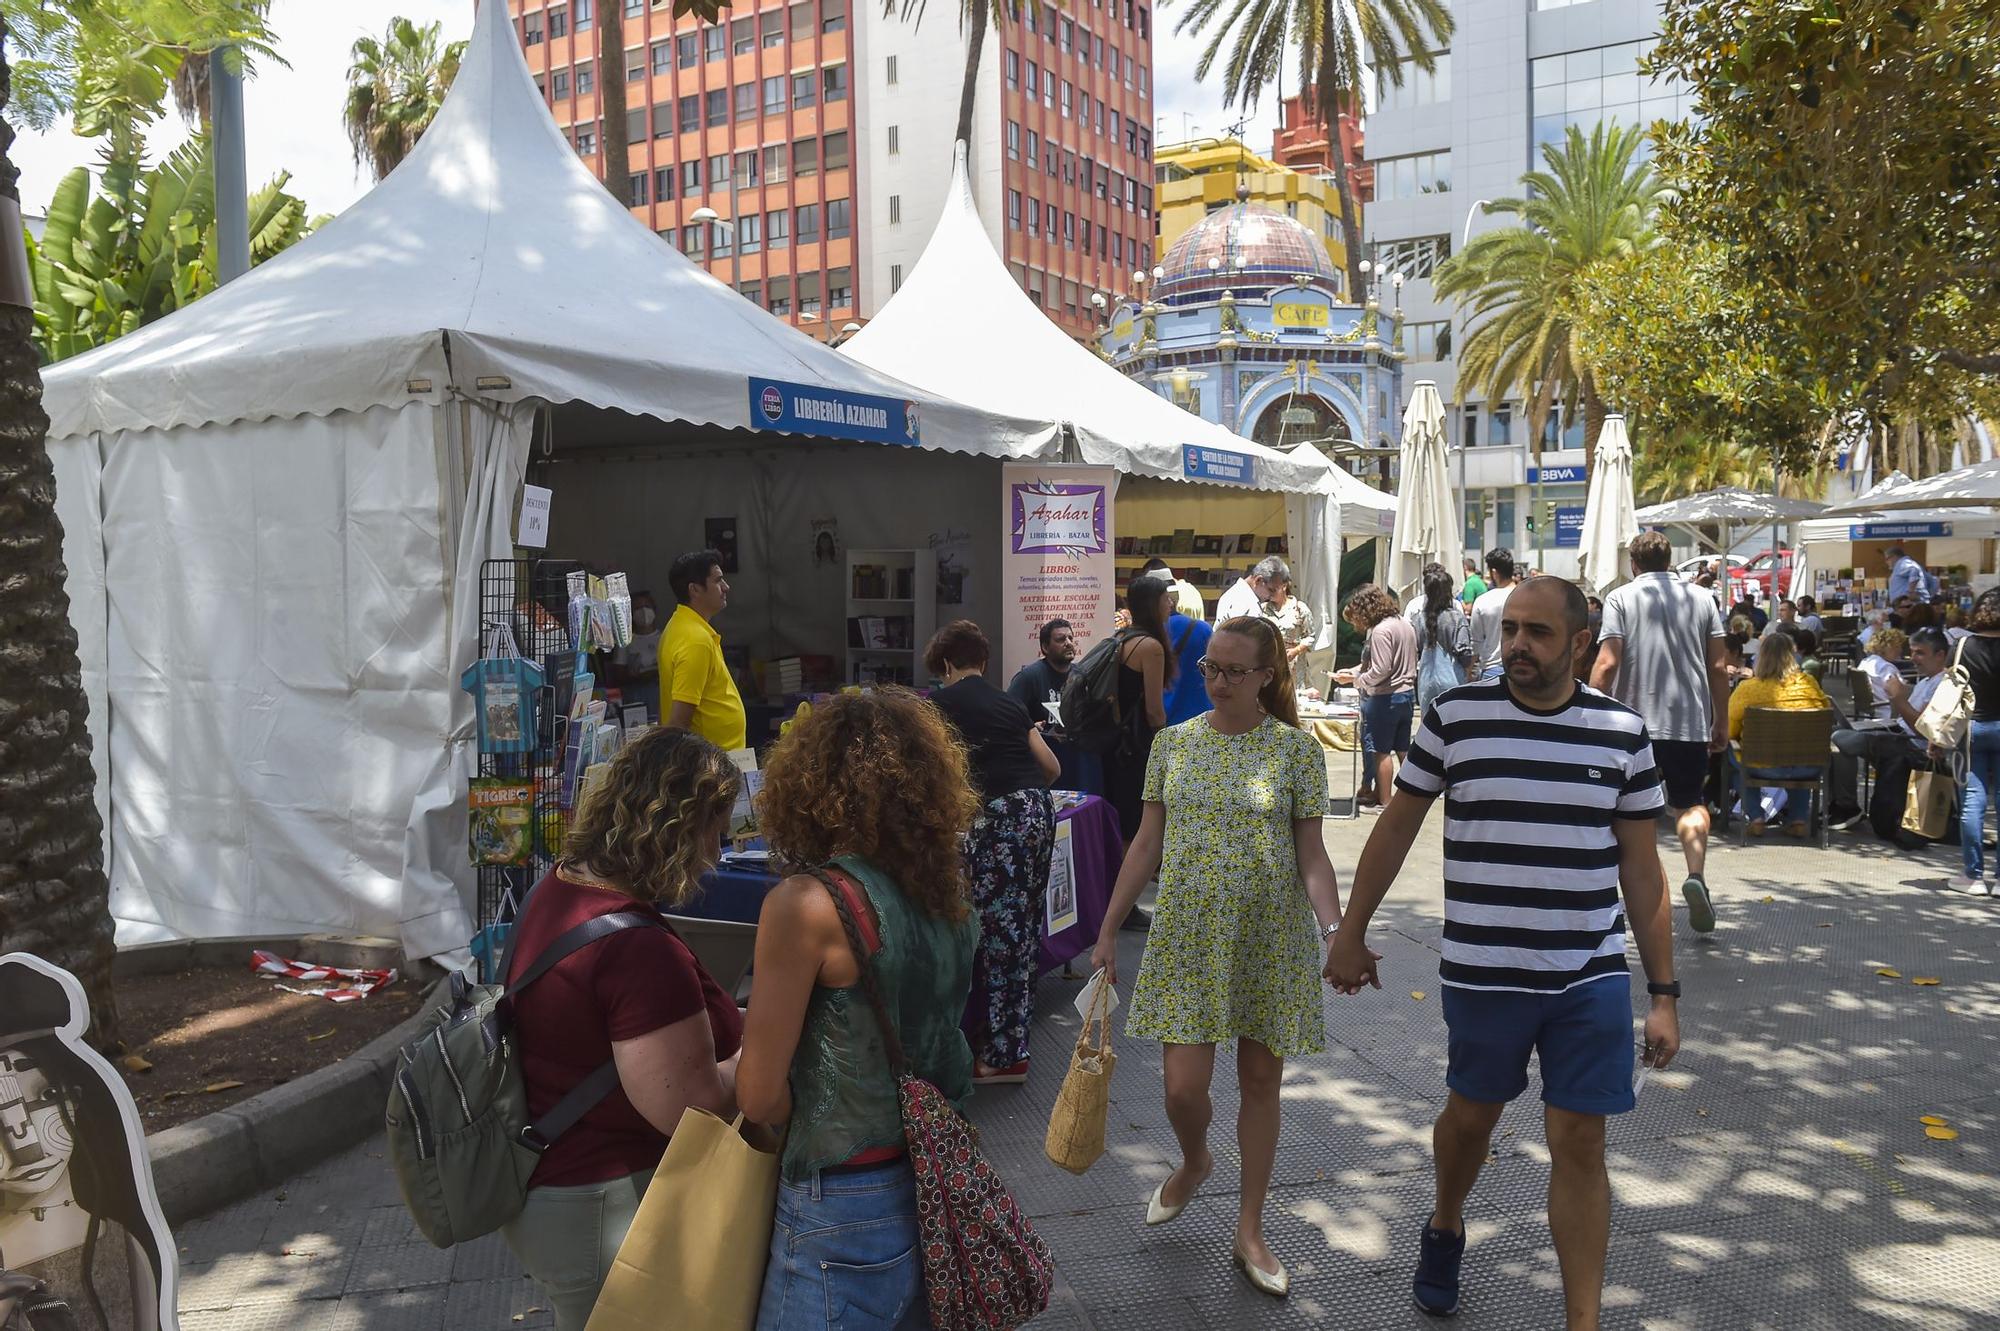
[1578,414,1639,593]
[1388,381,1460,601]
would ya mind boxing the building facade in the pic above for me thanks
[1153,138,1347,286]
[1270,91,1371,204]
[505,0,1154,342]
[1100,200,1402,461]
[1360,0,1692,575]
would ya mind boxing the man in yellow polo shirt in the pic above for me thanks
[659,549,746,751]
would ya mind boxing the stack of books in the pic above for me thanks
[767,657,804,697]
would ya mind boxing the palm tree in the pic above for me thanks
[0,9,121,1043]
[343,16,465,182]
[598,0,630,206]
[1632,428,1769,506]
[1434,121,1662,463]
[883,0,1008,152]
[1177,0,1452,300]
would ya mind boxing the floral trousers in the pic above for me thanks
[964,787,1057,1069]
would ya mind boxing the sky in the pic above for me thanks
[9,0,1263,220]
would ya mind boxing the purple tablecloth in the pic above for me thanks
[1038,794,1123,976]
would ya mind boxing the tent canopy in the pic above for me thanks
[40,0,1054,460]
[841,148,1334,494]
[1635,485,1828,526]
[1824,460,2000,514]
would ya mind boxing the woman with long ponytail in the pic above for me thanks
[1089,614,1348,1299]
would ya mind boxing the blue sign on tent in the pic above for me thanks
[1848,522,1951,540]
[1183,445,1256,486]
[1555,505,1586,548]
[745,377,922,446]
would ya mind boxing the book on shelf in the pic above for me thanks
[1171,528,1195,554]
[851,564,888,599]
[1192,535,1223,556]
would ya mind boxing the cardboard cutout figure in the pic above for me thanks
[0,955,178,1330]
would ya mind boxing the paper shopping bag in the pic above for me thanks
[1044,979,1117,1175]
[585,1108,780,1331]
[1902,770,1957,841]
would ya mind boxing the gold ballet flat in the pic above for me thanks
[1232,1245,1290,1298]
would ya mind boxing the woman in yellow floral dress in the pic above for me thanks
[1090,615,1349,1299]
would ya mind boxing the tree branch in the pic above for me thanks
[1935,348,2000,376]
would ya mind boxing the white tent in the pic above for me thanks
[1792,473,2000,601]
[1633,486,1828,528]
[1824,459,2000,514]
[41,0,1054,959]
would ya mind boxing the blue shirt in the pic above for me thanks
[1888,555,1931,604]
[1163,614,1214,725]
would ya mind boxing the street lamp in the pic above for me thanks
[832,320,862,348]
[689,205,740,304]
[1451,198,1493,540]
[1089,291,1108,329]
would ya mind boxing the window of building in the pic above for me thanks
[1373,234,1451,280]
[822,63,847,101]
[1374,150,1451,200]
[627,107,646,142]
[887,124,900,154]
[683,224,705,257]
[735,148,760,187]
[1096,35,1105,67]
[1060,16,1073,51]
[654,166,673,199]
[763,75,785,114]
[706,88,727,125]
[767,208,790,247]
[1025,130,1038,168]
[702,26,725,61]
[732,17,755,54]
[790,1,813,39]
[827,197,851,237]
[1008,189,1022,230]
[1376,52,1451,112]
[714,221,734,255]
[710,153,732,189]
[799,271,822,316]
[824,130,849,171]
[626,0,643,15]
[822,0,846,32]
[1107,46,1117,79]
[768,275,791,314]
[1496,498,1516,543]
[675,33,697,69]
[764,143,789,183]
[679,94,699,131]
[890,263,903,293]
[792,71,816,107]
[629,172,649,206]
[740,214,762,253]
[627,52,645,83]
[1025,2,1037,32]
[829,266,852,307]
[889,193,901,224]
[735,83,757,119]
[575,62,594,95]
[1137,5,1148,37]
[793,137,819,176]
[651,40,672,74]
[523,12,543,45]
[575,124,597,155]
[1006,51,1019,87]
[1025,267,1043,306]
[762,9,786,46]
[574,0,593,30]
[886,54,898,85]
[1025,61,1038,97]
[1489,404,1513,447]
[1402,320,1451,360]
[548,6,568,38]
[1063,278,1079,316]
[796,201,820,242]
[552,68,571,98]
[1530,41,1690,154]
[1063,210,1075,247]
[740,280,761,305]
[682,159,702,192]
[1026,197,1039,235]
[1007,121,1020,159]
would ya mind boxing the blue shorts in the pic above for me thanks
[1442,976,1636,1116]
[1359,690,1415,756]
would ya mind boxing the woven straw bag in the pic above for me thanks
[1043,980,1116,1175]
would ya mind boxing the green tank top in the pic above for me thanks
[779,855,979,1181]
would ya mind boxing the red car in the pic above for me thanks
[1739,549,1794,601]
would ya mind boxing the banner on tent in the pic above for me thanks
[1183,445,1256,486]
[1849,522,1951,540]
[745,377,922,446]
[1001,466,1118,681]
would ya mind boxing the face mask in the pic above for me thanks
[634,609,658,631]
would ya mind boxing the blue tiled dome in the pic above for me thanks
[1157,202,1338,302]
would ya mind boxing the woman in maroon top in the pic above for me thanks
[498,728,746,1331]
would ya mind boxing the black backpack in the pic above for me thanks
[1059,629,1137,753]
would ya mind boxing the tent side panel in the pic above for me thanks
[97,404,453,944]
[49,434,111,849]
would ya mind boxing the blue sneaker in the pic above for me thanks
[1413,1222,1465,1316]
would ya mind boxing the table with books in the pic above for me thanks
[1298,698,1365,819]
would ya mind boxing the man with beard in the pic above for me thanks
[1327,577,1682,1329]
[1008,618,1090,789]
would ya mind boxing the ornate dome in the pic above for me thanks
[1156,201,1339,304]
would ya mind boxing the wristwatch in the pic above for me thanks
[1321,921,1341,940]
[1646,980,1682,998]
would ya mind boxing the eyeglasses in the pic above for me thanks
[1195,658,1266,685]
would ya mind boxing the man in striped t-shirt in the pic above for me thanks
[1328,576,1681,1329]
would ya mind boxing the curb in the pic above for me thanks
[145,973,450,1226]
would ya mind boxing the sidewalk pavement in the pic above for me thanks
[174,819,2000,1329]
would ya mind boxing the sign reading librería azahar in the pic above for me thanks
[1001,465,1119,682]
[745,377,922,446]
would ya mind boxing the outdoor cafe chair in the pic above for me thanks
[1729,706,1837,849]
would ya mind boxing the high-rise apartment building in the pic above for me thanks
[505,0,1154,341]
[1362,0,1695,572]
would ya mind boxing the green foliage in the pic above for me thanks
[1649,0,2000,420]
[343,16,467,183]
[25,137,317,362]
[1434,122,1662,453]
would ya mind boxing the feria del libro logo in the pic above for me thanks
[759,384,785,423]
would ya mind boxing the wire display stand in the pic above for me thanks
[475,556,581,932]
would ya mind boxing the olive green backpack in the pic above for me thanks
[386,910,659,1248]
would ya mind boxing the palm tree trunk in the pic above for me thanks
[955,1,989,153]
[1314,34,1366,302]
[0,17,120,1046]
[598,1,631,206]
[1581,371,1607,488]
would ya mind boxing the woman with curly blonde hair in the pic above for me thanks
[499,727,746,1330]
[739,689,983,1330]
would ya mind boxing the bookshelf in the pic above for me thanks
[845,548,938,688]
